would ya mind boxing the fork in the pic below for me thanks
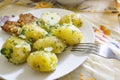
[71,43,120,61]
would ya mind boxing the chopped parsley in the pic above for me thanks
[72,30,75,34]
[36,21,41,26]
[21,29,26,35]
[1,48,6,55]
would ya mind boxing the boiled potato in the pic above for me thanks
[19,23,48,42]
[40,12,60,32]
[53,24,83,45]
[59,13,83,27]
[27,51,58,72]
[0,37,31,64]
[33,36,66,54]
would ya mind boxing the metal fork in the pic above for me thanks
[71,43,120,61]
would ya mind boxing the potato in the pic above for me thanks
[53,24,83,45]
[40,12,60,32]
[59,13,83,27]
[33,36,66,54]
[0,37,31,64]
[19,23,48,42]
[27,51,58,72]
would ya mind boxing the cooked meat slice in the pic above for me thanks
[2,21,20,35]
[17,13,38,26]
[2,13,37,35]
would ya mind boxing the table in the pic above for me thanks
[0,0,120,80]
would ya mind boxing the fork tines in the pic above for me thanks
[71,43,99,55]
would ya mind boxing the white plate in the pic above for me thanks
[0,8,95,80]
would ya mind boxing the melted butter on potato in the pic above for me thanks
[53,24,83,45]
[59,13,83,27]
[27,51,58,72]
[19,23,48,42]
[1,37,31,64]
[40,12,60,31]
[33,36,66,54]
